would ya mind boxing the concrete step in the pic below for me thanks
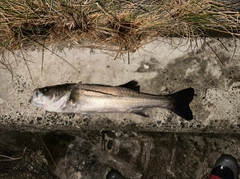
[0,38,240,133]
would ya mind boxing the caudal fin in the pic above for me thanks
[169,88,194,120]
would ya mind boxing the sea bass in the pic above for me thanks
[29,81,194,120]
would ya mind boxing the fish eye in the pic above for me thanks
[38,87,50,94]
[42,88,49,92]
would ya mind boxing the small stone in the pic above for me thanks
[161,86,167,92]
[143,64,150,69]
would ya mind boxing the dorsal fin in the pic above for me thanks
[119,80,140,91]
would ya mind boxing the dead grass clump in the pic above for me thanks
[0,0,239,55]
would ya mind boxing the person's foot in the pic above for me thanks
[208,155,239,179]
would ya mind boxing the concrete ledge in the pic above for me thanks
[1,38,240,133]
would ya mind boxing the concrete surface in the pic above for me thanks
[1,38,240,133]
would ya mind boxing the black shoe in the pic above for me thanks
[107,170,125,179]
[208,155,239,179]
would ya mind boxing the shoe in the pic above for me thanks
[208,155,239,179]
[107,170,125,179]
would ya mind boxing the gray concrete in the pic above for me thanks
[0,38,240,133]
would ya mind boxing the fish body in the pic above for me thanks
[30,81,194,120]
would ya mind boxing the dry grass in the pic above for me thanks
[0,0,239,66]
[0,0,240,51]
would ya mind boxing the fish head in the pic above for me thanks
[30,87,57,108]
[29,84,75,111]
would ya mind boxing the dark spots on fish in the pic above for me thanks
[107,170,125,179]
[157,121,161,125]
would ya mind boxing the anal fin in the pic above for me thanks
[133,110,149,117]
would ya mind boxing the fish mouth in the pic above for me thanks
[29,100,44,108]
[29,98,40,106]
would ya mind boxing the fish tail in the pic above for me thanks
[168,88,194,120]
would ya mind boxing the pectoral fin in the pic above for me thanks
[69,84,82,103]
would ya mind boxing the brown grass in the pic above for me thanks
[0,0,239,66]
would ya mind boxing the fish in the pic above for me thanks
[29,81,194,120]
